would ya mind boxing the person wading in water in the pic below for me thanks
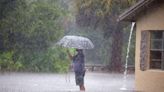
[67,49,86,91]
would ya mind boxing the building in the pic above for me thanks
[119,0,164,92]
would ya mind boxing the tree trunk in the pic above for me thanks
[110,23,123,72]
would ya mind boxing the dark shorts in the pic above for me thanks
[75,71,85,86]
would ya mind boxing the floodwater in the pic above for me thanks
[0,72,135,92]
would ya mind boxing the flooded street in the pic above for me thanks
[0,72,134,92]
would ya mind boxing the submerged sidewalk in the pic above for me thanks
[0,72,135,92]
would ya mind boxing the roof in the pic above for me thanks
[118,0,162,22]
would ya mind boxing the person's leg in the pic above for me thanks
[75,71,85,91]
[79,73,85,91]
[80,85,85,91]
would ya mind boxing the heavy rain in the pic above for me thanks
[0,0,152,92]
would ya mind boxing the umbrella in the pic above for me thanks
[56,35,94,49]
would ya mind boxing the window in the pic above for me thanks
[150,31,164,70]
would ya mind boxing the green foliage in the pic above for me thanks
[0,0,69,72]
[0,51,23,71]
[44,47,69,72]
[0,0,64,51]
[75,0,138,28]
[0,51,14,71]
[73,0,138,71]
[0,48,69,72]
[0,0,138,72]
[20,47,69,72]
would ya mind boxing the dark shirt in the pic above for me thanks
[72,52,85,72]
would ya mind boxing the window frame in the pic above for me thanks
[149,30,164,70]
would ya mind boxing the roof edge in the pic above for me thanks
[118,0,155,22]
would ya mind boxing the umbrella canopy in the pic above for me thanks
[56,35,94,49]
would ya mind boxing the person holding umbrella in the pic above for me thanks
[67,49,86,91]
[56,35,94,91]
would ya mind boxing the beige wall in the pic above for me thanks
[135,3,164,92]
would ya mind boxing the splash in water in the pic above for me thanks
[120,22,135,90]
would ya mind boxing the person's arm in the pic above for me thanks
[67,49,73,60]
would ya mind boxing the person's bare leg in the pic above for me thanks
[80,85,85,91]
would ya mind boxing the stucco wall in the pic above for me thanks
[135,3,164,92]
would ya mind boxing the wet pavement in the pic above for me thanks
[0,72,135,92]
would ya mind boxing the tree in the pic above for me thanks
[0,0,69,72]
[74,0,137,72]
